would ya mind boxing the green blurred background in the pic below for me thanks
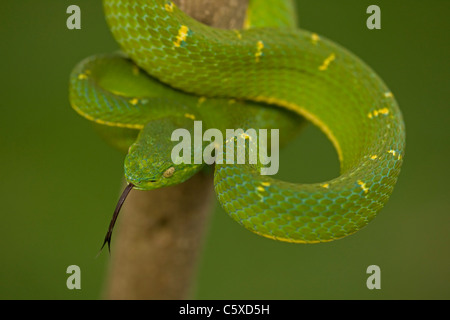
[0,0,448,299]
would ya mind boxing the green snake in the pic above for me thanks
[69,0,405,249]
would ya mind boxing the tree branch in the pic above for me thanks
[103,0,249,300]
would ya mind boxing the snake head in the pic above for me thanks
[124,117,204,190]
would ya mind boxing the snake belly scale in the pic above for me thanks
[69,0,405,247]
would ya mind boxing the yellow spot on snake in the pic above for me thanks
[388,150,402,160]
[129,98,139,105]
[319,53,336,71]
[184,113,196,120]
[165,2,174,12]
[198,97,206,105]
[174,25,189,48]
[384,92,394,98]
[256,185,267,201]
[261,182,271,187]
[234,30,242,40]
[321,183,330,189]
[368,108,390,119]
[255,41,264,63]
[370,155,378,160]
[241,132,252,141]
[358,180,369,194]
[311,33,320,45]
[78,73,88,80]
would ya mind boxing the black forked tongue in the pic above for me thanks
[98,183,134,256]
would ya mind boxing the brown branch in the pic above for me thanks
[103,0,249,300]
[176,0,249,29]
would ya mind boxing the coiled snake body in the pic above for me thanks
[70,0,405,248]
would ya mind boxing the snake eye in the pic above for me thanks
[163,167,175,178]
